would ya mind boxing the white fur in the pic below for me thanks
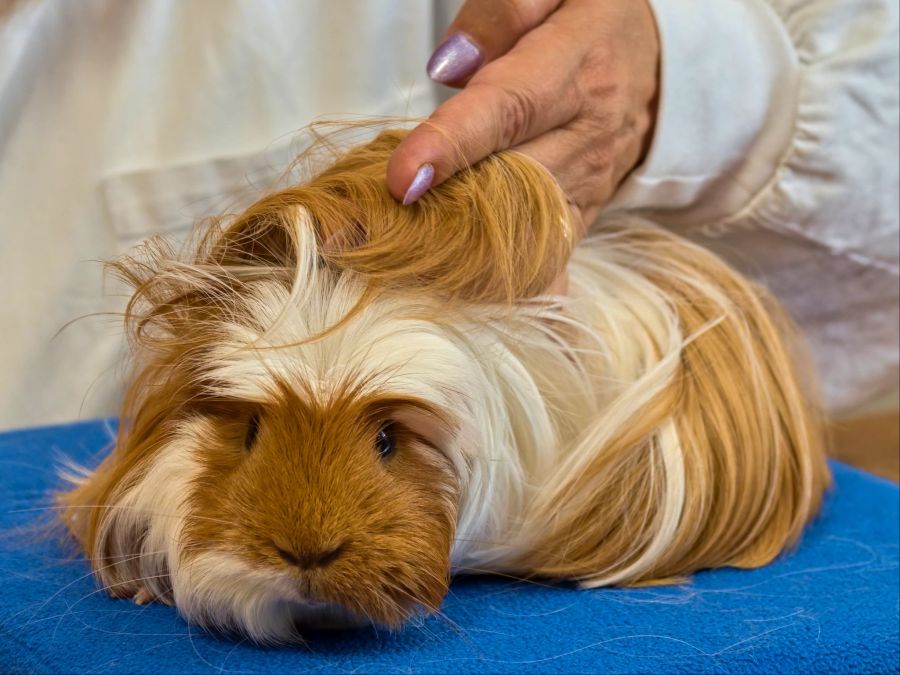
[93,422,205,605]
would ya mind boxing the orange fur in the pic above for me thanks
[513,225,830,584]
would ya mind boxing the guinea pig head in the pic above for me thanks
[179,384,458,635]
[57,317,464,643]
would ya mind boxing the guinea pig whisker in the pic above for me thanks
[371,587,419,633]
[9,551,165,621]
[448,565,559,589]
[376,579,474,647]
[7,550,170,629]
[38,573,174,632]
[19,504,244,530]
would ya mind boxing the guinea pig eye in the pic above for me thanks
[244,414,261,451]
[374,423,396,459]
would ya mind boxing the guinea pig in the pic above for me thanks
[57,128,830,643]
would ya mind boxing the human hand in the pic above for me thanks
[386,0,660,235]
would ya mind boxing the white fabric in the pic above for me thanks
[612,0,899,412]
[0,0,896,429]
[0,0,452,429]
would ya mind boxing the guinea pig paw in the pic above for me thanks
[132,588,155,605]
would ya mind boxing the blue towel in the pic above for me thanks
[1,419,897,674]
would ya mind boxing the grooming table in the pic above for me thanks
[1,419,897,674]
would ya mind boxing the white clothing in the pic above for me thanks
[0,0,896,429]
[614,0,899,412]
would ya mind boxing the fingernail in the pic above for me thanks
[427,33,483,84]
[402,164,435,205]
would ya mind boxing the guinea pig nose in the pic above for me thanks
[275,542,345,570]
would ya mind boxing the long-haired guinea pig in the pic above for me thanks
[58,128,830,643]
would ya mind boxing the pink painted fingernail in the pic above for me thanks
[402,164,434,205]
[427,33,483,84]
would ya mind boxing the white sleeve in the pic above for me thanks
[607,0,900,413]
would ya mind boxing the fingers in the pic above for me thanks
[428,0,562,86]
[388,21,582,203]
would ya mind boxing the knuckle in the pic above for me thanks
[580,142,615,177]
[494,84,541,147]
[576,70,621,118]
[501,0,546,34]
[458,0,550,54]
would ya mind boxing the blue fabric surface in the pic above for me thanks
[0,419,897,675]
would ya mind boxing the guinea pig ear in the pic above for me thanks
[513,222,830,586]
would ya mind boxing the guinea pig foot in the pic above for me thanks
[132,588,155,605]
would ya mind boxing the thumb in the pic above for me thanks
[388,23,579,204]
[428,0,562,86]
[387,79,567,204]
